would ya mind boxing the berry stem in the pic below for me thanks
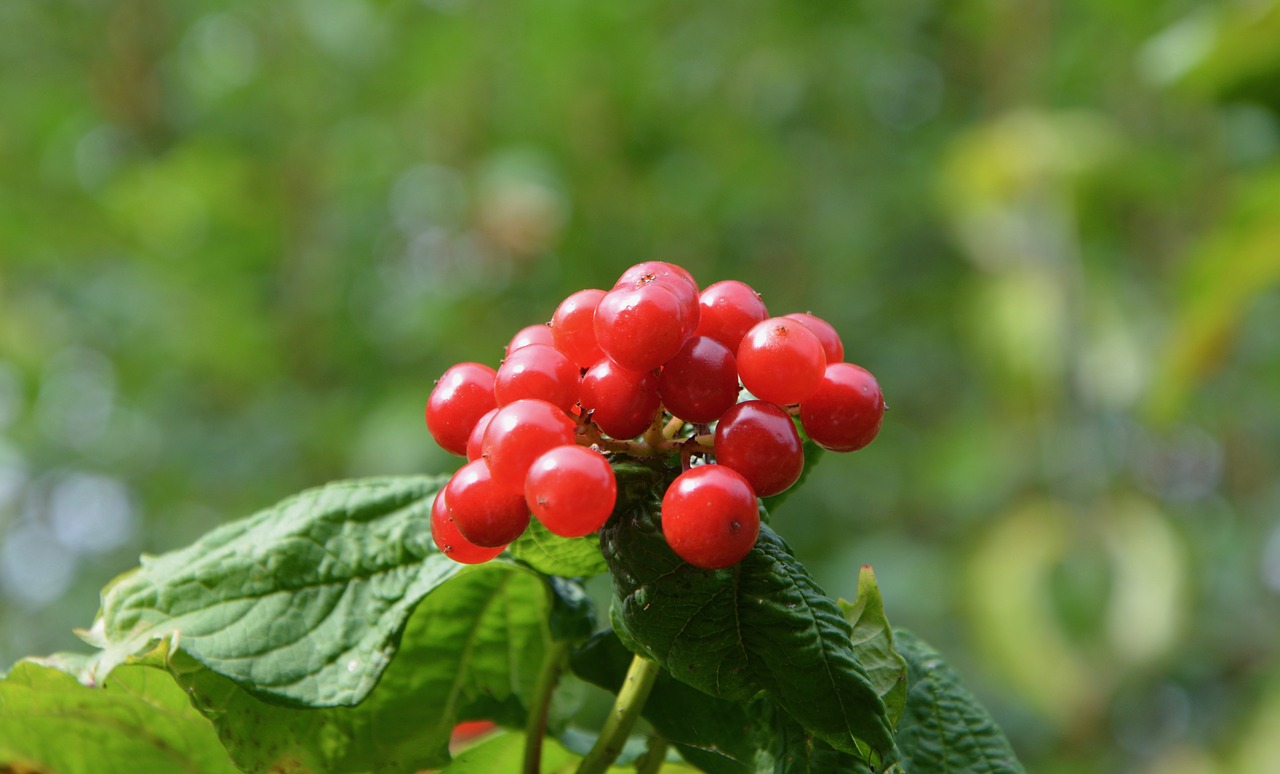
[634,734,668,774]
[574,653,661,774]
[661,415,685,439]
[523,640,571,774]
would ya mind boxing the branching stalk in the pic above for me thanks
[574,653,661,774]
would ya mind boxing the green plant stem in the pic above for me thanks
[575,653,661,774]
[634,734,668,774]
[523,640,571,774]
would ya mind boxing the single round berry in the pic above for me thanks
[425,362,498,456]
[785,312,844,364]
[482,398,577,493]
[594,283,689,372]
[551,289,607,369]
[466,407,499,462]
[658,336,740,423]
[507,324,555,355]
[661,465,760,570]
[696,280,768,353]
[431,487,506,564]
[737,317,826,405]
[494,343,580,412]
[614,261,701,340]
[579,358,661,439]
[714,400,804,497]
[444,459,530,547]
[524,445,618,537]
[799,363,885,452]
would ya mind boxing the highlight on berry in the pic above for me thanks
[424,261,886,569]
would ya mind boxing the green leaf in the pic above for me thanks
[167,563,580,773]
[510,516,610,578]
[840,566,909,728]
[443,730,701,773]
[600,480,897,765]
[894,629,1026,773]
[82,476,459,708]
[570,630,757,774]
[0,657,238,774]
[752,700,865,774]
[761,437,825,514]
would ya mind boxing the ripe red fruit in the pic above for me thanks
[431,487,506,564]
[785,312,844,364]
[660,465,760,570]
[466,407,498,462]
[579,359,661,439]
[736,317,826,405]
[482,399,577,493]
[494,343,580,412]
[696,280,768,353]
[507,324,554,355]
[799,363,885,452]
[658,336,740,423]
[444,459,530,547]
[550,289,607,369]
[614,261,701,339]
[524,445,618,537]
[594,283,689,372]
[425,363,498,456]
[714,401,804,497]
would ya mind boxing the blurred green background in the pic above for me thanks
[2,1,1279,771]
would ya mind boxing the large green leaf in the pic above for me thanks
[0,657,237,774]
[443,730,701,773]
[840,566,909,728]
[166,563,582,773]
[81,476,458,707]
[510,517,610,578]
[894,630,1026,773]
[600,475,897,765]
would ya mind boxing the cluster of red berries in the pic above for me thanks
[425,261,885,570]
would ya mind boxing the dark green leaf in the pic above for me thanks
[510,517,610,578]
[751,700,867,774]
[82,476,457,708]
[0,657,238,774]
[600,481,896,764]
[894,630,1026,773]
[839,566,908,728]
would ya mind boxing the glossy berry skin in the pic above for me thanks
[579,359,661,439]
[482,399,577,493]
[494,344,580,412]
[661,465,760,570]
[737,317,826,405]
[696,280,768,353]
[799,363,885,452]
[785,312,844,364]
[551,289,607,369]
[426,363,498,456]
[594,283,689,372]
[524,445,617,537]
[431,487,506,564]
[466,407,498,462]
[614,261,700,339]
[444,459,530,547]
[507,324,555,355]
[658,336,740,423]
[714,401,804,497]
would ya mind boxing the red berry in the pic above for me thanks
[482,398,577,493]
[799,363,885,452]
[714,401,804,497]
[785,312,844,364]
[444,459,530,547]
[579,358,661,439]
[494,343,580,412]
[696,280,768,353]
[431,487,506,564]
[594,283,689,372]
[661,465,759,570]
[614,261,700,339]
[466,407,498,462]
[426,363,498,456]
[736,318,826,405]
[658,336,740,423]
[551,289,607,369]
[507,324,554,355]
[524,445,617,537]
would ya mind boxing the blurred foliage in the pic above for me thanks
[1,1,1279,772]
